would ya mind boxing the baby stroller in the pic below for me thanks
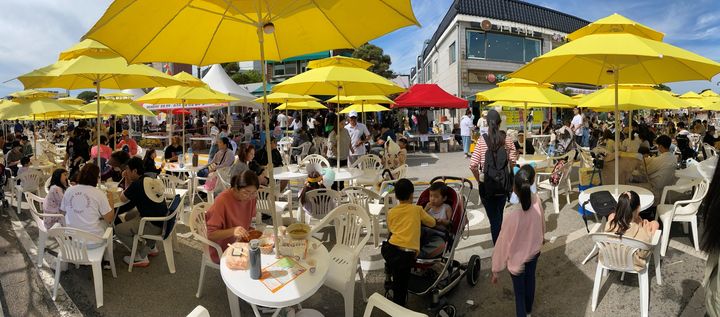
[384,176,480,317]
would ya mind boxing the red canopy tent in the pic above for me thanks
[392,84,468,109]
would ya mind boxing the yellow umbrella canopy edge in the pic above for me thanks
[329,95,396,104]
[173,71,205,87]
[253,93,319,104]
[58,39,117,60]
[136,85,239,105]
[8,89,55,99]
[272,65,405,96]
[340,103,390,113]
[58,97,87,105]
[307,56,373,70]
[567,13,664,41]
[275,101,327,111]
[79,100,156,116]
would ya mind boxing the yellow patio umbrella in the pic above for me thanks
[273,57,405,169]
[83,0,419,253]
[307,56,373,70]
[275,101,327,111]
[0,99,82,152]
[8,89,55,99]
[679,91,713,108]
[137,72,239,162]
[567,13,664,41]
[329,94,395,122]
[58,97,86,105]
[79,100,155,117]
[252,93,319,104]
[477,78,575,144]
[58,39,117,60]
[579,85,691,111]
[16,41,183,168]
[510,13,720,190]
[572,94,585,100]
[340,103,390,113]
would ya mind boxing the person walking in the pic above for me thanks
[469,109,517,244]
[460,109,474,158]
[491,165,544,317]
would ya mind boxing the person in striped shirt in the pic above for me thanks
[469,109,517,245]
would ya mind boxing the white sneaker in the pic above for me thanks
[147,245,159,257]
[123,255,149,267]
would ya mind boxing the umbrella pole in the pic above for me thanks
[257,23,278,255]
[337,90,341,170]
[33,115,37,156]
[96,82,102,170]
[523,102,527,160]
[182,101,186,165]
[614,69,620,193]
[362,100,366,124]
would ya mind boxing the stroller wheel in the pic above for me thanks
[467,255,481,286]
[435,304,456,317]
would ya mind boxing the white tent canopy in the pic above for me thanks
[202,64,259,109]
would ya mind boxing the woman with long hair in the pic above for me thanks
[43,168,69,229]
[142,148,163,177]
[492,165,544,317]
[469,109,517,244]
[700,158,720,316]
[604,191,659,270]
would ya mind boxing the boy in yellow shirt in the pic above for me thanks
[381,178,436,306]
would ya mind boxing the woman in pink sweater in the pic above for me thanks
[491,165,545,317]
[205,170,259,263]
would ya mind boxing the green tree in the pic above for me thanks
[231,70,263,84]
[352,43,395,78]
[77,91,97,103]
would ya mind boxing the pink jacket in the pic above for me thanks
[491,194,545,275]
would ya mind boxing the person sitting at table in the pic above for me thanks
[298,169,328,221]
[704,126,719,146]
[43,168,68,229]
[101,150,131,183]
[61,163,115,246]
[116,130,138,156]
[197,137,234,178]
[254,138,284,169]
[205,170,260,264]
[642,135,678,204]
[20,136,33,158]
[371,123,397,156]
[327,122,351,168]
[164,136,182,163]
[91,135,113,161]
[6,144,23,176]
[16,156,31,180]
[143,148,163,178]
[383,138,407,170]
[290,126,311,163]
[116,157,169,267]
[604,191,659,271]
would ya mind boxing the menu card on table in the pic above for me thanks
[259,257,306,293]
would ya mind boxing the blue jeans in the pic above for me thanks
[481,194,506,245]
[462,135,471,155]
[510,253,540,317]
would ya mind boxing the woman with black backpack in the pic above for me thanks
[469,109,517,244]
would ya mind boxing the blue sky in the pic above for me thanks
[1,0,719,97]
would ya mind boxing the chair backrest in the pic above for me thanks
[186,305,211,317]
[256,186,279,225]
[590,232,653,272]
[305,188,342,221]
[311,203,371,253]
[363,293,428,317]
[188,203,215,258]
[158,174,177,197]
[48,227,104,265]
[18,169,45,192]
[162,194,183,239]
[216,166,232,189]
[704,144,717,158]
[351,154,383,171]
[300,154,330,169]
[312,136,327,155]
[24,192,48,231]
[676,179,709,215]
[341,186,380,210]
[391,164,407,179]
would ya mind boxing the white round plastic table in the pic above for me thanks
[164,164,201,174]
[578,185,654,214]
[516,155,550,169]
[189,136,214,142]
[221,238,330,317]
[273,166,307,181]
[333,167,362,182]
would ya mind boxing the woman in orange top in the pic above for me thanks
[205,170,259,263]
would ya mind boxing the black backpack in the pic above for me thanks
[482,134,513,197]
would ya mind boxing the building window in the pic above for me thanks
[449,42,456,64]
[466,30,485,59]
[433,60,438,75]
[284,62,297,75]
[466,30,542,63]
[425,63,432,82]
[273,64,285,76]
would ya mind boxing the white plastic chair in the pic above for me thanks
[127,194,185,273]
[363,293,428,317]
[193,171,216,204]
[703,143,717,159]
[389,164,407,179]
[590,231,662,317]
[290,142,312,163]
[187,202,221,298]
[48,226,116,308]
[655,178,708,256]
[350,154,384,187]
[342,186,385,247]
[256,186,293,225]
[310,204,372,317]
[301,188,342,225]
[25,192,65,267]
[186,305,210,317]
[13,169,45,213]
[537,150,575,214]
[299,154,330,169]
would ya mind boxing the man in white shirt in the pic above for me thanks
[460,109,474,158]
[344,111,370,164]
[277,112,288,132]
[571,107,583,147]
[290,115,303,132]
[643,135,678,204]
[208,118,220,159]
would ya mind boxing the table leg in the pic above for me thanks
[226,287,241,317]
[251,304,281,317]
